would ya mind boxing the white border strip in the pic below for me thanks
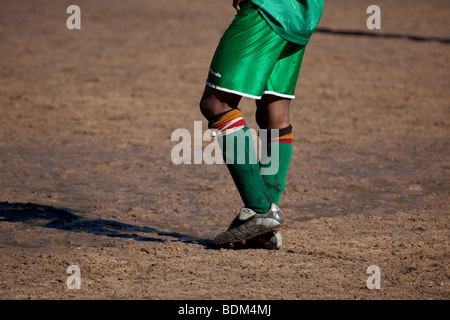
[206,82,295,100]
[262,91,296,99]
[206,82,262,100]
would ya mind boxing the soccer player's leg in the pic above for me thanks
[245,44,305,249]
[232,96,292,250]
[256,96,293,206]
[200,86,272,214]
[257,41,305,205]
[200,87,285,246]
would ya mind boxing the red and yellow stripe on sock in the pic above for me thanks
[272,132,293,144]
[269,125,293,143]
[208,109,247,135]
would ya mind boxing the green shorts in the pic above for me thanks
[206,1,306,100]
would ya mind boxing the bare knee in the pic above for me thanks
[199,86,240,121]
[255,95,291,129]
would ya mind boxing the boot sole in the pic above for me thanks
[213,217,284,245]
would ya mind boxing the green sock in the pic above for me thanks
[259,125,293,206]
[209,109,272,214]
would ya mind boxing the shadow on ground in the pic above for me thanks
[315,27,450,44]
[0,202,213,247]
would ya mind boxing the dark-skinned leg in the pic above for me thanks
[199,86,272,214]
[256,95,293,206]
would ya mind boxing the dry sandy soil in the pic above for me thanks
[0,0,449,300]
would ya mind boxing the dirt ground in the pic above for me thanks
[0,0,448,300]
